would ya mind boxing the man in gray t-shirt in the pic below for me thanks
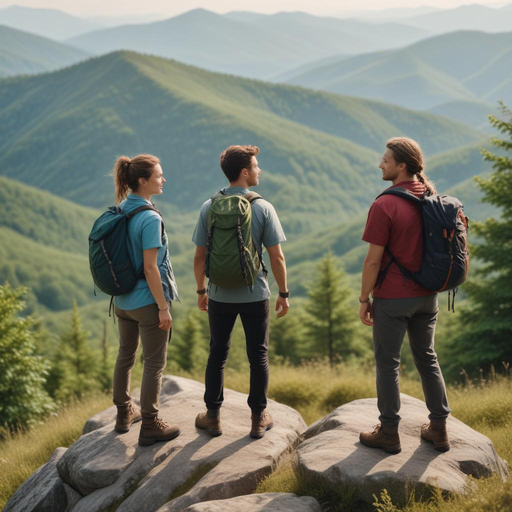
[192,145,290,439]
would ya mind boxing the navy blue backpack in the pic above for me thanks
[376,188,470,311]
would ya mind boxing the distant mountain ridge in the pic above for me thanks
[404,4,512,34]
[0,5,100,40]
[284,30,512,111]
[66,8,432,79]
[0,24,89,78]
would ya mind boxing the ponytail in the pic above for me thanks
[111,154,160,205]
[386,137,436,195]
[416,167,437,195]
[113,156,132,205]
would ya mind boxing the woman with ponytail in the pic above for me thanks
[111,154,180,447]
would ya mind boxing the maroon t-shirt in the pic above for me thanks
[362,180,436,299]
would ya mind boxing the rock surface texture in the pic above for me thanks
[4,447,81,512]
[41,376,305,512]
[6,385,509,512]
[179,493,322,511]
[298,394,509,504]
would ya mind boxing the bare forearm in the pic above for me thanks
[145,266,167,309]
[360,259,380,300]
[194,256,206,290]
[270,255,287,292]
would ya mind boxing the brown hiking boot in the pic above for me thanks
[360,424,401,454]
[115,402,142,433]
[250,410,273,439]
[421,421,450,452]
[195,410,222,437]
[138,416,180,446]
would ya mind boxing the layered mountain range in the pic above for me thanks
[0,50,496,317]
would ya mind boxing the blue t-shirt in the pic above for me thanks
[192,186,286,303]
[115,194,179,310]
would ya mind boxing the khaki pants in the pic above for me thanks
[113,303,169,418]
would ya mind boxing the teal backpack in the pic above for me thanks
[205,191,267,288]
[89,205,163,296]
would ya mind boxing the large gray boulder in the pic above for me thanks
[55,376,306,512]
[180,493,322,511]
[4,447,81,512]
[298,394,509,504]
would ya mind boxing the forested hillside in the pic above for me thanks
[0,51,483,236]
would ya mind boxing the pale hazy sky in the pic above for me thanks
[0,0,509,18]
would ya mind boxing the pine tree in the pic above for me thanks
[171,310,209,372]
[0,284,54,433]
[269,307,307,364]
[46,301,101,401]
[305,251,356,365]
[446,102,512,378]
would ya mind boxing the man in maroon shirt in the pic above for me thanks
[358,137,451,454]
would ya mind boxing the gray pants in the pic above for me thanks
[373,295,450,426]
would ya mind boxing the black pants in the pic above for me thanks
[205,299,270,414]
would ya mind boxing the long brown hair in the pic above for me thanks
[112,154,160,205]
[386,137,436,195]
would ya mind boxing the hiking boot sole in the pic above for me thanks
[359,436,401,454]
[138,429,181,447]
[115,416,142,433]
[250,422,273,439]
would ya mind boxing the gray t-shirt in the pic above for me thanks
[192,186,286,303]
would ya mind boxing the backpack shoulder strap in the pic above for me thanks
[125,204,160,219]
[244,192,263,204]
[210,190,226,204]
[125,204,165,242]
[377,187,424,204]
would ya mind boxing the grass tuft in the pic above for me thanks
[0,392,111,510]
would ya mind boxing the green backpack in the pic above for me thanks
[205,191,267,288]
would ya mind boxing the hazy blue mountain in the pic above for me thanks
[346,6,443,21]
[0,5,100,40]
[0,25,89,78]
[0,51,482,236]
[244,12,433,54]
[285,31,512,111]
[268,54,348,82]
[66,9,324,79]
[404,4,512,34]
[66,9,432,79]
[86,12,167,27]
[426,100,499,132]
[223,11,266,22]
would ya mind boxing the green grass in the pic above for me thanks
[0,392,112,510]
[253,364,512,511]
[2,363,510,511]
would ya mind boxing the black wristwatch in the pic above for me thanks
[197,288,206,295]
[359,297,371,304]
[279,290,290,298]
